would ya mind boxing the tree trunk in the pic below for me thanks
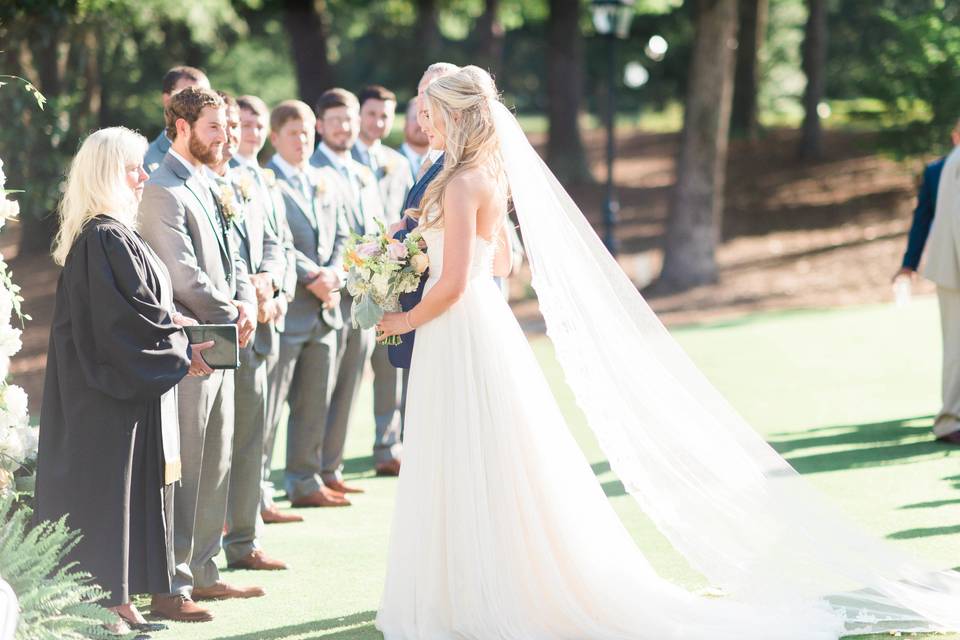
[546,0,592,184]
[659,0,739,290]
[282,0,333,111]
[476,0,505,78]
[798,0,827,160]
[730,0,767,140]
[415,0,441,72]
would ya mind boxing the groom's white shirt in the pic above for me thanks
[923,147,960,288]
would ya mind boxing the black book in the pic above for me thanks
[183,324,240,370]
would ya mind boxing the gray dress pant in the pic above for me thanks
[935,286,960,437]
[260,347,283,511]
[224,345,268,563]
[371,342,403,464]
[274,323,338,501]
[324,295,375,482]
[172,369,233,595]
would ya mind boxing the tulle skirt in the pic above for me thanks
[375,276,846,640]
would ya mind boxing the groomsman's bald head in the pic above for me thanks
[418,63,461,95]
[160,66,210,109]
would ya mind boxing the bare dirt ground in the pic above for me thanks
[5,127,933,412]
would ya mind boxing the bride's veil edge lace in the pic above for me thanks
[490,100,960,635]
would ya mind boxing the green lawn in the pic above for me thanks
[150,295,959,639]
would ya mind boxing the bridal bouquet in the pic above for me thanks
[343,220,429,345]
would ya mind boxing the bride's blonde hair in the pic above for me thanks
[52,127,147,266]
[414,65,504,230]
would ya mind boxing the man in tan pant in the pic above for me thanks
[907,126,960,442]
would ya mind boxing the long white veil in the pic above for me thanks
[491,99,960,635]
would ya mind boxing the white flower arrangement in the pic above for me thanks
[0,155,35,495]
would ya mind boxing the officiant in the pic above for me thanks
[35,127,209,635]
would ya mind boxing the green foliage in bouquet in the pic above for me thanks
[0,493,122,640]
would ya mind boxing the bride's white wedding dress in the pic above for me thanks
[376,222,848,639]
[376,101,960,639]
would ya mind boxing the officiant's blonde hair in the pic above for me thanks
[415,66,503,230]
[53,127,147,266]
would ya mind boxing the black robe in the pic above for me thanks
[35,215,191,606]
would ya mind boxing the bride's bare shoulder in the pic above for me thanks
[445,167,498,204]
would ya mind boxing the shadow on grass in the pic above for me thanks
[899,498,960,510]
[215,610,377,640]
[767,416,958,474]
[887,525,960,540]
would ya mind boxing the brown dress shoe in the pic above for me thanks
[228,549,288,571]
[191,581,266,601]
[149,594,213,623]
[291,487,351,507]
[375,459,401,476]
[324,479,365,494]
[261,505,304,524]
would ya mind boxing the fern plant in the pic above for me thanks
[0,492,127,639]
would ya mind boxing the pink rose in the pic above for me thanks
[357,242,380,257]
[387,242,409,261]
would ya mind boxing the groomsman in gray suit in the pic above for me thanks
[208,93,290,572]
[352,85,414,476]
[137,87,261,620]
[266,100,352,508]
[143,66,209,174]
[310,88,384,490]
[233,96,304,523]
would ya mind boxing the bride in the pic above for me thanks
[374,66,960,639]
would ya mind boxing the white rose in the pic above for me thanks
[0,326,22,358]
[0,428,24,468]
[3,385,29,425]
[410,253,429,274]
[15,426,38,460]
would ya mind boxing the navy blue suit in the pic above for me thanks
[388,154,445,369]
[902,157,946,270]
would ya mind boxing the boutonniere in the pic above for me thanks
[261,168,277,188]
[382,159,397,176]
[314,172,326,195]
[236,171,255,203]
[147,162,159,173]
[358,165,374,188]
[216,181,245,226]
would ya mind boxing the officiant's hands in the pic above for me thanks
[188,340,216,377]
[232,300,256,348]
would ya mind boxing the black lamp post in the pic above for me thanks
[591,0,635,257]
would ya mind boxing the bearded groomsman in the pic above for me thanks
[352,85,414,476]
[138,87,261,621]
[898,119,960,443]
[143,66,210,173]
[206,92,291,572]
[310,89,384,488]
[233,95,304,523]
[266,100,352,507]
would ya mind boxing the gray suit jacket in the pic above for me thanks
[144,132,172,175]
[309,147,384,236]
[138,153,255,324]
[266,159,348,336]
[925,148,960,289]
[225,163,287,357]
[351,143,414,226]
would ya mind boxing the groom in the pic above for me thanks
[388,63,461,412]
